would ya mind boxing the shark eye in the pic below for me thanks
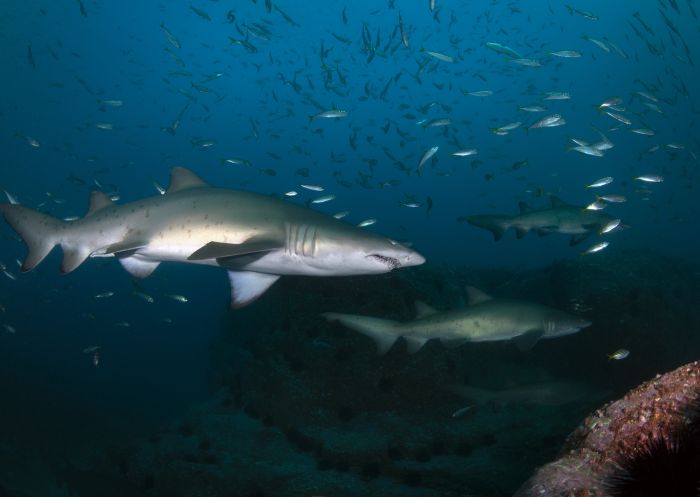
[368,254,400,269]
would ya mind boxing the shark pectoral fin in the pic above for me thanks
[515,227,528,239]
[188,239,282,261]
[415,300,438,318]
[167,167,208,193]
[404,336,429,354]
[513,330,544,352]
[118,256,160,279]
[569,233,590,246]
[465,286,493,305]
[227,271,280,308]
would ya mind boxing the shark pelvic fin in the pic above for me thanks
[86,191,114,216]
[415,300,438,318]
[167,166,208,193]
[104,239,149,256]
[465,286,493,305]
[515,226,528,239]
[118,256,160,279]
[188,238,282,261]
[227,270,280,308]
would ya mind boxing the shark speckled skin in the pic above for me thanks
[324,286,591,354]
[0,167,425,307]
[465,196,618,245]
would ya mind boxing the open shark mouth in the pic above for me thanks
[367,254,400,270]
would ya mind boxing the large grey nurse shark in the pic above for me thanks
[0,167,425,307]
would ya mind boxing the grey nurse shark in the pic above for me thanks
[0,167,425,307]
[323,286,591,354]
[464,196,618,245]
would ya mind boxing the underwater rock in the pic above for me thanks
[514,360,700,497]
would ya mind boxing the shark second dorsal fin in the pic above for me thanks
[167,166,208,193]
[415,300,438,318]
[465,286,493,305]
[550,195,569,208]
[518,201,533,214]
[87,191,114,215]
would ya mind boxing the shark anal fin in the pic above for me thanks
[404,336,428,354]
[465,286,493,305]
[549,195,569,207]
[227,270,280,308]
[188,239,281,261]
[60,246,90,273]
[415,300,438,318]
[518,201,533,214]
[167,167,208,193]
[87,191,114,215]
[513,330,544,352]
[118,256,160,279]
[569,233,590,246]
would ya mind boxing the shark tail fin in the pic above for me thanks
[465,214,512,241]
[0,204,64,272]
[323,312,401,354]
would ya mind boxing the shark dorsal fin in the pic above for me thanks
[550,195,569,207]
[167,167,208,193]
[466,286,493,305]
[87,191,114,215]
[518,201,533,214]
[415,300,438,318]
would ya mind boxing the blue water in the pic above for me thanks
[1,0,699,495]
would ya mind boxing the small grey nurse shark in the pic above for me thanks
[323,286,591,354]
[0,167,425,308]
[464,196,618,245]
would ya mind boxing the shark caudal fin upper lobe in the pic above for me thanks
[465,214,513,241]
[0,203,64,272]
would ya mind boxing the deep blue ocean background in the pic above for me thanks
[0,0,699,495]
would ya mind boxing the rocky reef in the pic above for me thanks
[515,361,700,497]
[48,250,700,497]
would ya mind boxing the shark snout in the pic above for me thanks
[403,249,426,267]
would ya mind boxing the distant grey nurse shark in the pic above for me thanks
[0,167,425,308]
[464,196,618,245]
[323,286,591,354]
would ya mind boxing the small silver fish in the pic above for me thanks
[608,348,629,361]
[357,218,376,227]
[634,174,663,183]
[582,241,609,255]
[586,177,613,189]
